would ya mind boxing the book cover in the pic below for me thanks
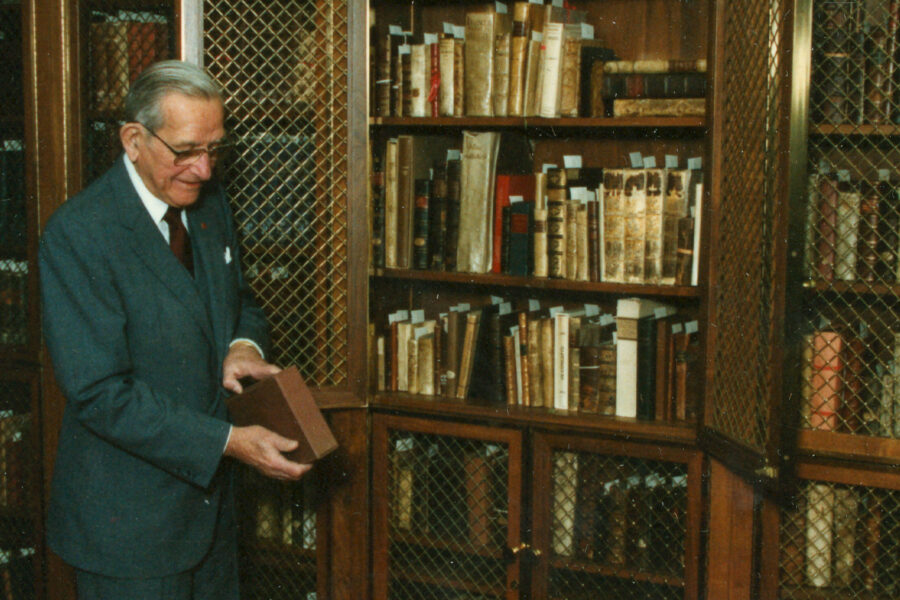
[464,11,497,116]
[507,2,532,117]
[623,169,648,284]
[559,24,583,117]
[612,97,706,118]
[492,173,536,273]
[546,168,569,278]
[662,169,692,285]
[508,200,534,276]
[538,21,566,118]
[601,168,626,282]
[834,178,861,281]
[457,131,502,273]
[643,168,666,284]
[493,14,513,117]
[615,298,674,418]
[809,330,843,431]
[225,366,339,463]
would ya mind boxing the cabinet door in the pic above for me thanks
[531,432,702,600]
[372,414,524,600]
[701,0,796,488]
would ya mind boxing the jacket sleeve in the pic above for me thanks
[39,211,231,489]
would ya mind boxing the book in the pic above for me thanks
[600,73,706,116]
[428,162,449,270]
[492,174,536,273]
[464,11,498,116]
[804,483,835,587]
[546,168,568,278]
[612,97,706,118]
[383,139,400,268]
[623,169,648,284]
[492,14,513,117]
[553,311,570,410]
[814,173,839,281]
[551,452,578,556]
[601,168,626,282]
[507,2,532,117]
[527,315,544,408]
[465,447,494,546]
[456,309,483,399]
[533,171,549,277]
[438,33,465,117]
[615,298,674,418]
[662,169,692,285]
[538,21,566,118]
[603,59,708,74]
[374,31,393,116]
[565,200,579,280]
[445,156,463,272]
[412,179,431,270]
[457,131,502,273]
[643,168,666,284]
[808,330,843,431]
[522,30,545,117]
[862,0,897,124]
[507,200,534,276]
[834,177,860,281]
[409,43,428,117]
[559,24,584,117]
[831,487,858,586]
[371,156,386,269]
[225,366,339,463]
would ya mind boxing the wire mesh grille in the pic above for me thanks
[800,0,900,439]
[235,466,318,600]
[83,2,174,183]
[204,0,350,386]
[779,479,900,597]
[547,451,687,600]
[708,0,786,452]
[0,4,23,124]
[0,378,36,600]
[386,431,510,600]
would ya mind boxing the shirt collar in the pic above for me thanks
[123,153,176,227]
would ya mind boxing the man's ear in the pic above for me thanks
[119,123,144,162]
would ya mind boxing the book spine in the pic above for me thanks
[538,22,565,118]
[528,318,543,408]
[559,27,582,117]
[834,182,861,281]
[429,171,448,271]
[808,330,843,431]
[857,183,880,283]
[445,159,462,271]
[546,168,568,278]
[375,33,393,117]
[587,198,601,282]
[612,97,705,117]
[438,35,457,117]
[493,18,512,117]
[602,169,626,282]
[464,12,496,117]
[518,311,531,407]
[663,169,691,285]
[565,201,579,280]
[623,169,648,284]
[412,179,431,270]
[371,165,386,269]
[507,3,530,117]
[428,42,441,117]
[636,316,657,420]
[815,175,839,281]
[643,169,665,284]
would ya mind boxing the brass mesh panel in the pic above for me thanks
[547,451,687,600]
[204,0,350,386]
[236,467,318,600]
[798,1,900,439]
[779,479,900,596]
[709,0,786,452]
[386,431,510,600]
[0,378,36,599]
[83,2,174,182]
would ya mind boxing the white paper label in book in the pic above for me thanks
[496,1,508,13]
[685,320,699,335]
[491,295,504,305]
[389,25,402,35]
[499,302,512,315]
[399,44,410,55]
[531,31,543,42]
[570,186,588,202]
[424,33,438,45]
[688,156,702,170]
[542,163,558,174]
[671,322,684,334]
[584,304,600,317]
[581,23,594,39]
[549,306,564,317]
[563,155,583,169]
[411,309,425,324]
[458,303,471,312]
[666,154,679,169]
[551,0,563,6]
[629,152,643,168]
[643,155,657,169]
[453,25,465,39]
[600,313,615,326]
[529,299,541,312]
[510,324,519,336]
[510,195,524,203]
[414,326,430,339]
[612,331,618,344]
[447,148,461,161]
[879,169,891,182]
[838,169,851,182]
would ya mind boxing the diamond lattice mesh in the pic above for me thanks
[204,0,350,386]
[709,0,785,452]
[547,451,687,600]
[83,2,174,183]
[799,0,900,439]
[386,431,510,600]
[235,467,318,600]
[779,479,900,596]
[0,379,36,599]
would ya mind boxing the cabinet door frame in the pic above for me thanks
[531,432,703,600]
[371,412,525,600]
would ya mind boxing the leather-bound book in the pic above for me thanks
[391,437,416,531]
[575,201,589,281]
[226,366,339,463]
[374,31,393,116]
[876,178,898,282]
[559,24,583,117]
[493,14,513,117]
[809,330,843,430]
[407,330,419,394]
[428,162,448,271]
[457,131,501,273]
[456,309,483,400]
[464,11,498,116]
[428,41,441,117]
[390,32,405,116]
[662,169,692,285]
[831,487,858,586]
[565,201,579,280]
[546,168,569,278]
[551,452,578,556]
[371,156,386,269]
[468,303,508,406]
[507,2,532,117]
[518,312,531,406]
[384,139,400,268]
[623,169,648,284]
[834,177,861,281]
[442,309,462,396]
[417,331,435,395]
[445,156,463,271]
[508,200,534,276]
[603,59,708,74]
[643,168,665,284]
[538,22,566,118]
[376,335,386,392]
[465,448,494,546]
[438,34,458,116]
[412,179,431,270]
[503,334,517,405]
[492,174,536,273]
[400,45,413,117]
[587,197,601,281]
[540,316,555,408]
[805,483,835,587]
[396,320,413,392]
[612,97,705,118]
[862,0,897,124]
[856,182,880,283]
[409,43,428,117]
[601,168,626,282]
[815,174,839,281]
[859,493,882,591]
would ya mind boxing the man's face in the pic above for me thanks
[124,93,226,209]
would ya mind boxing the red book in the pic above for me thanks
[809,331,842,431]
[491,174,535,273]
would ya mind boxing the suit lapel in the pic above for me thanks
[187,199,229,358]
[109,160,215,348]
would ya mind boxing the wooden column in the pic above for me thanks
[706,458,756,600]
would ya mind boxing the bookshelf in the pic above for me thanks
[368,0,710,597]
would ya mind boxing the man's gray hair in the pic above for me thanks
[124,60,224,130]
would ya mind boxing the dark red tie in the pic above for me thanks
[163,206,194,276]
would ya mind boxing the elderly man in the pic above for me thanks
[39,60,310,599]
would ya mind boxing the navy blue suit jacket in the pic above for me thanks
[39,157,269,577]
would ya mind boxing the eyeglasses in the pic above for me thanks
[139,123,233,166]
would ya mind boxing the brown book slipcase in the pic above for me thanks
[226,366,339,463]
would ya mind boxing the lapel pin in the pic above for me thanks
[201,222,207,229]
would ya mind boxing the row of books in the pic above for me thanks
[0,141,25,256]
[0,412,27,510]
[806,169,900,285]
[89,10,171,113]
[785,483,900,593]
[375,297,700,422]
[391,438,506,547]
[251,481,316,550]
[371,1,707,119]
[552,452,686,573]
[812,0,900,125]
[373,132,703,286]
[0,261,26,348]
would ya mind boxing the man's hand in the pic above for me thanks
[225,425,312,480]
[222,340,280,394]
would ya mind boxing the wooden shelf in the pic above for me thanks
[810,123,900,136]
[388,564,505,597]
[242,540,317,564]
[372,393,697,445]
[804,279,900,297]
[548,556,684,588]
[370,116,707,130]
[373,269,702,299]
[797,429,900,467]
[391,531,504,560]
[778,585,893,600]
